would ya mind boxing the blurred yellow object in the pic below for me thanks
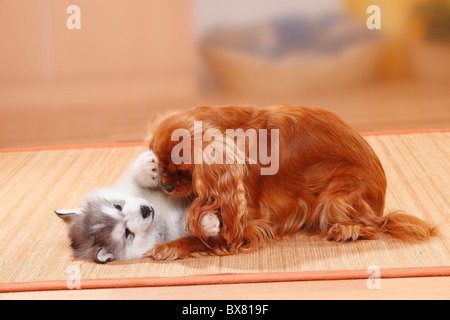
[345,0,450,80]
[345,0,422,79]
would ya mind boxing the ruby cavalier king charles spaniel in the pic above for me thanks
[146,105,435,260]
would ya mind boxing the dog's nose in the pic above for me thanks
[140,205,154,219]
[162,183,175,193]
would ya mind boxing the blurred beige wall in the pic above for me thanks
[1,0,449,109]
[0,0,196,109]
[0,0,449,148]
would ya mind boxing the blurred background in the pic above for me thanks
[0,0,449,148]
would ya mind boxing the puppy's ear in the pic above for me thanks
[55,208,83,223]
[95,248,115,264]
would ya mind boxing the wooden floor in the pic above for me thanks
[1,79,449,300]
[1,277,449,300]
[1,80,449,149]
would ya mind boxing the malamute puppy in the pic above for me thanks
[55,150,220,263]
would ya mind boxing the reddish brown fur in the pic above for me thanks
[146,105,435,260]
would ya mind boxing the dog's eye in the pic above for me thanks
[124,228,134,239]
[114,204,122,211]
[178,169,191,177]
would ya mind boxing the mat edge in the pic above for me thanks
[1,266,449,293]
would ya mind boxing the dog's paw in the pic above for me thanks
[131,150,160,188]
[200,213,221,238]
[146,243,182,261]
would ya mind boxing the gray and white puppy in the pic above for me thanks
[55,150,220,263]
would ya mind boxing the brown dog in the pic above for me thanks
[146,105,435,260]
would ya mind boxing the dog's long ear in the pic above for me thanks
[187,132,253,250]
[55,208,83,223]
[188,160,249,251]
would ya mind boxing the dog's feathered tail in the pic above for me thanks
[380,210,436,241]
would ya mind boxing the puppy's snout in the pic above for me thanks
[162,183,175,193]
[140,205,154,219]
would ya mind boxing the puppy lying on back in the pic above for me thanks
[55,150,220,263]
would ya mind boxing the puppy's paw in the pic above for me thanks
[131,150,160,188]
[200,213,221,238]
